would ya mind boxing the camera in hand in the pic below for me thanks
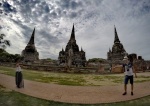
[127,64,132,71]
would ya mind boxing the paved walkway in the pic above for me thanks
[0,73,150,104]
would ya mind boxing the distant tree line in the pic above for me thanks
[0,34,10,49]
[0,49,23,62]
[0,33,23,62]
[88,58,107,63]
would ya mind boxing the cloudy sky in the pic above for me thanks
[0,0,150,60]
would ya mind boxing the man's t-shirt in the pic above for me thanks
[123,63,133,76]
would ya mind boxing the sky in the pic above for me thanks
[0,0,150,60]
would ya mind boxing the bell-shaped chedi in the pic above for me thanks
[107,26,127,61]
[58,24,86,66]
[65,24,79,53]
[22,28,39,62]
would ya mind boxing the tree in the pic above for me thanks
[0,34,10,49]
[88,58,106,63]
[0,34,24,63]
[13,54,24,62]
[0,51,24,62]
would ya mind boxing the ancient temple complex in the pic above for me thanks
[107,26,127,62]
[58,24,86,66]
[22,28,39,62]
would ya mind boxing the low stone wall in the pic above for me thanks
[0,62,16,68]
[0,62,98,73]
[110,61,148,73]
[3,62,148,74]
[112,67,123,73]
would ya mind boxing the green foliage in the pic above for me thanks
[46,58,53,61]
[0,34,10,49]
[0,34,22,62]
[0,48,6,53]
[88,58,106,63]
[0,49,23,62]
[0,51,11,62]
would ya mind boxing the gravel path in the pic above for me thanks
[0,73,150,104]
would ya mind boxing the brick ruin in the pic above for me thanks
[58,24,86,67]
[21,28,39,63]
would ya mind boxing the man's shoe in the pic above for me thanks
[122,92,127,95]
[131,92,133,95]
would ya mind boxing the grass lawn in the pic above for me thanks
[0,66,150,86]
[0,85,150,106]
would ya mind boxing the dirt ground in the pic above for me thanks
[0,73,150,104]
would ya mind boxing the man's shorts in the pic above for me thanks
[124,75,133,84]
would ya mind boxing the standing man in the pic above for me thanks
[122,56,137,95]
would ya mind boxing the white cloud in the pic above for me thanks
[0,0,150,60]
